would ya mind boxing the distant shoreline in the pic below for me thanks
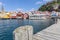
[0,18,23,20]
[0,18,52,20]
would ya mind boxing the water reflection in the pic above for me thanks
[0,19,54,40]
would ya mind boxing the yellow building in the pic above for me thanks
[0,5,11,18]
[3,13,11,18]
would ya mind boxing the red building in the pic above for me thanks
[10,12,17,18]
[23,13,29,19]
[17,12,24,19]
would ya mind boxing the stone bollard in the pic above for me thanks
[13,25,33,40]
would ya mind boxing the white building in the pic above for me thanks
[29,11,47,20]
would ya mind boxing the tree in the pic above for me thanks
[38,0,60,12]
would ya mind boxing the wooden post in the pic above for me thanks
[13,25,33,40]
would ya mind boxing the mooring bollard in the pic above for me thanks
[13,25,33,40]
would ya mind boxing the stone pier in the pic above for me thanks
[33,19,60,40]
[13,19,60,40]
[13,25,33,40]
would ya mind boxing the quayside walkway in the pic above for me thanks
[13,19,60,40]
[33,19,60,40]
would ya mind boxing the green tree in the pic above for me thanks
[38,0,60,12]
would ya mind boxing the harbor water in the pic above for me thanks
[0,19,54,40]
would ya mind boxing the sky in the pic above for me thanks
[0,0,53,12]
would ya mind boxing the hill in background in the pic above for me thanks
[38,0,60,12]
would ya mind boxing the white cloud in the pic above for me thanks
[36,1,42,5]
[0,2,3,5]
[17,8,23,11]
[17,8,24,12]
[29,8,35,11]
[16,8,26,13]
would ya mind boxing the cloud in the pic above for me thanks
[0,2,3,5]
[16,8,26,13]
[29,8,35,11]
[17,8,24,12]
[43,0,53,2]
[17,8,23,11]
[36,1,42,5]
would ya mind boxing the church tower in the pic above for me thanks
[1,5,5,14]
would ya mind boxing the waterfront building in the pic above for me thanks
[34,11,40,14]
[0,5,11,18]
[3,12,11,18]
[51,11,58,17]
[58,12,60,16]
[17,12,24,19]
[23,13,29,19]
[10,12,17,18]
[27,12,33,16]
[29,11,49,20]
[43,11,51,19]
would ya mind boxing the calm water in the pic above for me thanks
[0,19,54,40]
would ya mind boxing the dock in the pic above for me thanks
[33,19,60,40]
[13,19,60,40]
